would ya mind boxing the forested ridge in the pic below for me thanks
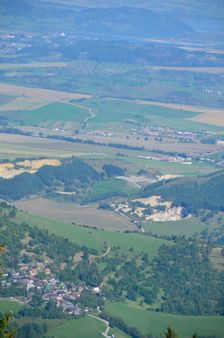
[142,170,224,214]
[0,157,100,200]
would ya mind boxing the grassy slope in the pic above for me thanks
[143,217,210,237]
[47,316,105,338]
[105,302,224,338]
[90,177,139,198]
[0,102,89,125]
[0,298,23,313]
[16,211,167,256]
[84,98,223,132]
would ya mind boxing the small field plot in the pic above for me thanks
[14,198,135,231]
[105,302,224,338]
[0,298,23,313]
[47,316,106,338]
[143,217,211,237]
[90,177,140,199]
[0,102,89,127]
[0,97,52,111]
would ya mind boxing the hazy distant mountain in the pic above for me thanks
[0,0,193,39]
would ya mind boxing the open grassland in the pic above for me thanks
[125,156,216,177]
[14,198,136,231]
[16,211,168,256]
[0,97,53,111]
[0,298,23,313]
[109,327,131,338]
[90,177,139,198]
[0,102,89,127]
[47,316,106,338]
[105,302,224,338]
[0,83,92,101]
[133,99,224,127]
[143,217,212,237]
[84,97,222,132]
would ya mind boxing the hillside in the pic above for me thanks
[0,157,100,200]
[142,170,224,214]
[0,1,193,39]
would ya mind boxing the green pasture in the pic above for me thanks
[83,98,222,132]
[0,102,89,125]
[143,217,209,237]
[125,157,216,177]
[90,177,139,198]
[0,298,23,313]
[16,211,167,257]
[47,316,106,338]
[105,301,224,338]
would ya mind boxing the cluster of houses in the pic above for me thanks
[138,154,192,165]
[1,261,101,316]
[87,130,114,137]
[111,195,187,223]
[130,126,211,143]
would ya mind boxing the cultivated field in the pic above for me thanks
[14,198,136,231]
[133,98,224,127]
[0,83,92,101]
[0,133,217,177]
[105,301,224,338]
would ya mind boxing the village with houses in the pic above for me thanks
[1,260,102,317]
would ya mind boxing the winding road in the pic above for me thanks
[88,314,111,338]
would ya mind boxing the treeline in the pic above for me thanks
[142,171,224,214]
[58,39,224,67]
[0,157,100,200]
[47,134,146,152]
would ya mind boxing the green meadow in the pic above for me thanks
[105,301,224,338]
[90,177,139,198]
[47,316,106,338]
[83,97,222,132]
[0,298,23,313]
[143,217,210,237]
[0,102,89,126]
[16,211,168,257]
